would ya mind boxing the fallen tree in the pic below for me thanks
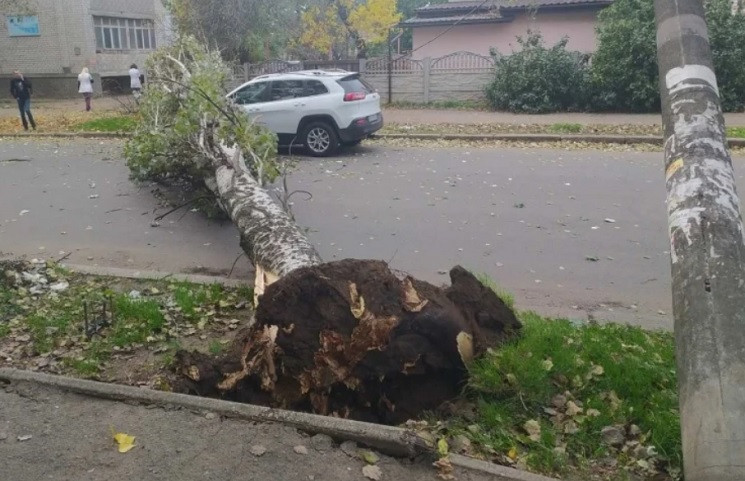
[125,36,520,422]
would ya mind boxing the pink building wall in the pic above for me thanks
[411,9,601,59]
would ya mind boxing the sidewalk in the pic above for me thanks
[0,96,127,118]
[0,381,482,481]
[383,108,745,126]
[3,96,745,127]
[1,370,548,481]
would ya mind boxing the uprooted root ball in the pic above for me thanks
[174,259,521,423]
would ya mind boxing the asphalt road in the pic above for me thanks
[4,138,742,329]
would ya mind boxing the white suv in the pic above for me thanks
[227,70,383,156]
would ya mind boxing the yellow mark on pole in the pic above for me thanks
[666,158,684,181]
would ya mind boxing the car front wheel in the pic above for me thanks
[302,122,339,157]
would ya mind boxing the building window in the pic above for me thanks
[93,16,156,51]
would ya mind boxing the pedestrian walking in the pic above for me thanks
[9,70,36,131]
[78,67,94,111]
[129,64,143,102]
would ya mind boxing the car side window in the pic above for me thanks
[270,80,305,101]
[305,80,329,96]
[233,82,269,105]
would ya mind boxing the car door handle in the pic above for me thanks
[293,103,306,108]
[248,108,260,112]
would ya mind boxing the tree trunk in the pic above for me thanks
[654,1,745,479]
[208,163,322,292]
[198,136,322,296]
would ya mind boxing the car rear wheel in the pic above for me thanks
[302,122,339,157]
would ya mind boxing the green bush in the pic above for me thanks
[706,0,745,112]
[591,0,745,112]
[485,33,590,113]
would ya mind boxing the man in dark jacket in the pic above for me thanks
[10,70,36,131]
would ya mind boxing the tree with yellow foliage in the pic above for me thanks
[297,0,401,59]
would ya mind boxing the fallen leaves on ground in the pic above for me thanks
[369,137,664,153]
[382,122,663,137]
[110,427,136,453]
[523,419,542,442]
[0,258,253,386]
[360,450,380,465]
[362,464,382,480]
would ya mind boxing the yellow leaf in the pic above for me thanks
[110,426,136,453]
[507,447,518,460]
[437,438,449,457]
[541,358,553,371]
[360,450,380,465]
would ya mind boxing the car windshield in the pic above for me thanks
[233,82,269,105]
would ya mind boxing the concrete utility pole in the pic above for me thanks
[654,1,745,480]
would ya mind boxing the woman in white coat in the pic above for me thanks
[129,64,143,102]
[78,67,94,111]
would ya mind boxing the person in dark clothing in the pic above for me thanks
[10,70,36,131]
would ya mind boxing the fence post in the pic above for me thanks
[243,63,249,82]
[359,58,366,75]
[423,57,432,103]
[387,30,393,104]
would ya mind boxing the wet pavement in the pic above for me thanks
[4,138,742,329]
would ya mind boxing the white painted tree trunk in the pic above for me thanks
[198,137,322,295]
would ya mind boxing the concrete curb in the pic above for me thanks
[63,263,251,288]
[374,132,745,148]
[0,368,557,481]
[5,130,745,147]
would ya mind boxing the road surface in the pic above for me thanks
[4,138,741,329]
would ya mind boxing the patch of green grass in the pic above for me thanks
[173,284,207,319]
[0,286,21,320]
[208,339,224,355]
[0,323,10,338]
[161,340,182,368]
[727,126,745,138]
[74,115,137,132]
[171,282,227,320]
[465,312,679,476]
[475,272,515,309]
[64,341,112,376]
[548,123,583,134]
[26,310,77,353]
[110,295,165,346]
[236,285,254,302]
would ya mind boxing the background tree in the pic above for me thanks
[590,0,659,112]
[591,0,745,112]
[165,0,300,63]
[296,0,401,58]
